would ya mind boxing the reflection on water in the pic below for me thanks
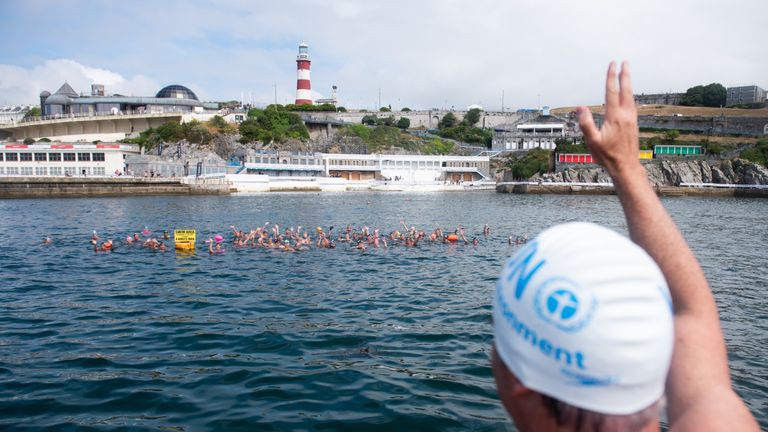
[0,193,765,430]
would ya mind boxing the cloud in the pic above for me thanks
[1,0,767,110]
[0,59,160,106]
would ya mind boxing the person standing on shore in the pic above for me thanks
[492,62,758,431]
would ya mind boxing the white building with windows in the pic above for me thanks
[0,106,33,125]
[0,143,140,177]
[230,150,493,191]
[241,151,491,184]
[492,111,580,152]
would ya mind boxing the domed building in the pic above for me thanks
[156,85,198,101]
[39,83,216,117]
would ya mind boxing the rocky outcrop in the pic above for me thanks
[528,159,768,186]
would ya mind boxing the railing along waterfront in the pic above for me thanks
[13,111,183,125]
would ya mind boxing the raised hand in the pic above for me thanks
[577,61,641,178]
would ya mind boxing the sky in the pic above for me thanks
[0,0,766,111]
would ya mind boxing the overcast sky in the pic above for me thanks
[0,0,766,111]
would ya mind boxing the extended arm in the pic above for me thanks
[577,62,757,431]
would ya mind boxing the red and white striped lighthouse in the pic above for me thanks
[295,42,312,105]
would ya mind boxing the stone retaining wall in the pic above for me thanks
[0,177,230,198]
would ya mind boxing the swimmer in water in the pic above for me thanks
[163,230,170,240]
[42,236,53,245]
[483,224,491,235]
[91,230,100,244]
[206,238,224,255]
[95,238,113,252]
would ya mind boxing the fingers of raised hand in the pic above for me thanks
[605,61,620,109]
[618,61,634,107]
[576,106,600,145]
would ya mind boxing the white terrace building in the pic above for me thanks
[492,112,580,152]
[241,151,491,184]
[0,143,140,177]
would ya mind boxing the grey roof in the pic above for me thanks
[43,95,216,109]
[54,82,78,97]
[493,114,570,131]
[45,94,73,105]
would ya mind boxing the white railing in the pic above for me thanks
[680,182,768,189]
[244,163,324,171]
[13,111,183,125]
[497,181,615,187]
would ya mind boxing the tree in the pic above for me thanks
[662,129,680,143]
[377,115,396,127]
[23,107,41,119]
[379,106,391,112]
[706,141,722,156]
[23,137,34,144]
[208,115,228,130]
[336,106,347,112]
[463,108,482,126]
[439,112,457,129]
[681,83,726,107]
[401,107,412,112]
[702,83,726,107]
[396,117,411,129]
[361,114,377,126]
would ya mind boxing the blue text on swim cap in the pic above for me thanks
[505,241,545,300]
[497,285,587,370]
[498,241,587,370]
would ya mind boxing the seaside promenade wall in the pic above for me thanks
[326,110,523,129]
[0,177,230,198]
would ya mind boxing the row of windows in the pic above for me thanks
[246,157,487,170]
[0,166,106,176]
[249,157,321,165]
[0,152,105,162]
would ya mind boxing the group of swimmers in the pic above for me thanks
[43,222,528,254]
[87,227,172,252]
[217,221,527,254]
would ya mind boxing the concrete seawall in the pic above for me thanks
[496,182,768,198]
[0,177,230,199]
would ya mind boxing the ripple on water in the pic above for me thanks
[0,193,766,430]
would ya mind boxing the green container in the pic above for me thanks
[654,145,702,156]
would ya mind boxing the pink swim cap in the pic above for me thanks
[126,236,132,242]
[214,235,224,243]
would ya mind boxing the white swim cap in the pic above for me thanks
[493,222,673,415]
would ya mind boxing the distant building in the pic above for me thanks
[39,83,217,117]
[0,142,139,176]
[315,85,338,106]
[241,150,492,183]
[726,85,766,106]
[0,106,33,125]
[492,111,579,152]
[634,93,684,105]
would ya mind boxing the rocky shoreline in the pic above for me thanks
[525,158,768,187]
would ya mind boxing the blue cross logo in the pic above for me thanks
[534,277,596,333]
[546,289,579,321]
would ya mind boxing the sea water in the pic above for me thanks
[0,192,765,430]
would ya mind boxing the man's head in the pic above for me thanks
[493,222,673,431]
